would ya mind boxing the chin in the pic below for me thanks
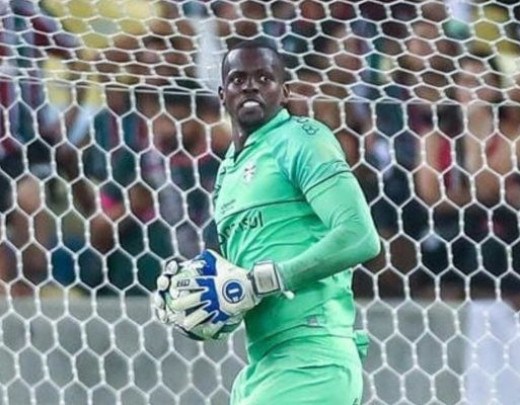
[238,111,265,130]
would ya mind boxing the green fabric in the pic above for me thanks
[213,108,380,354]
[278,172,381,291]
[354,330,370,361]
[230,335,363,405]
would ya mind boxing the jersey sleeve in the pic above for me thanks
[277,172,381,291]
[277,117,351,195]
[271,116,381,291]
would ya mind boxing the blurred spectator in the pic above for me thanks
[0,64,89,296]
[83,85,158,294]
[139,36,178,87]
[166,91,230,258]
[0,0,83,296]
[287,11,369,164]
[1,0,518,301]
[81,85,230,294]
[414,53,520,301]
[350,13,435,298]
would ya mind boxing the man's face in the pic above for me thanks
[219,47,289,133]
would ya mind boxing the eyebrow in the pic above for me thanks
[227,67,275,75]
[224,66,281,84]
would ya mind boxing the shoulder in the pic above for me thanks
[267,114,335,148]
[286,114,333,138]
[265,114,345,166]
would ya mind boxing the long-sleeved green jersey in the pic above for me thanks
[213,108,380,358]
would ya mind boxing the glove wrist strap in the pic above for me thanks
[249,261,283,297]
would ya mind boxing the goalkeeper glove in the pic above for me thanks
[154,254,243,340]
[153,259,188,325]
[168,250,288,332]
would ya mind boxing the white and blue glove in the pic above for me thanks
[155,250,289,340]
[154,259,193,325]
[154,256,230,340]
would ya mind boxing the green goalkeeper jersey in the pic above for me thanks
[213,108,378,358]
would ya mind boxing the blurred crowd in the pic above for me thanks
[0,0,519,305]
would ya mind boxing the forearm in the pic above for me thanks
[277,173,380,291]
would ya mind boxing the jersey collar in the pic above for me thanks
[225,108,291,161]
[245,108,290,147]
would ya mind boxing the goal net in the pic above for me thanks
[0,0,519,404]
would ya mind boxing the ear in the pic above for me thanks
[218,86,224,102]
[281,83,290,104]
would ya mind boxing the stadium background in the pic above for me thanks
[0,0,519,404]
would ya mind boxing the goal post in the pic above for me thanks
[0,1,519,404]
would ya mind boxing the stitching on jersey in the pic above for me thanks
[304,169,352,195]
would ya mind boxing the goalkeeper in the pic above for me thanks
[155,37,381,404]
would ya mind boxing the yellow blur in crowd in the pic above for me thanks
[41,0,162,111]
[42,0,158,49]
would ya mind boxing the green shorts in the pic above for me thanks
[230,334,367,405]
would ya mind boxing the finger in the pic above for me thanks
[168,275,203,303]
[155,306,164,323]
[163,292,177,310]
[156,307,168,324]
[156,305,176,324]
[169,291,205,312]
[180,258,204,274]
[156,274,171,291]
[159,303,182,324]
[153,292,165,310]
[154,292,175,324]
[164,260,180,276]
[197,323,223,340]
[182,308,214,331]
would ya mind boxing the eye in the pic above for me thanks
[230,75,244,85]
[259,74,272,83]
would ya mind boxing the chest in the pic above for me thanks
[214,148,299,222]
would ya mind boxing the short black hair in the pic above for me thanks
[220,37,286,81]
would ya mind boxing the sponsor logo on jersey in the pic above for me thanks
[218,210,264,248]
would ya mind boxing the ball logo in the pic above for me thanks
[223,280,244,303]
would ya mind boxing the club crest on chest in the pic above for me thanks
[243,162,256,183]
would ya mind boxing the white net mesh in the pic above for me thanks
[1,0,519,404]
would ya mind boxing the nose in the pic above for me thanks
[243,76,259,92]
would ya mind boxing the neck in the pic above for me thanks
[232,132,246,153]
[230,108,284,153]
[231,121,260,153]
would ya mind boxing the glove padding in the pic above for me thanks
[153,259,188,325]
[153,253,243,340]
[168,250,257,329]
[168,250,287,338]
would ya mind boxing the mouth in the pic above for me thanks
[239,99,263,109]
